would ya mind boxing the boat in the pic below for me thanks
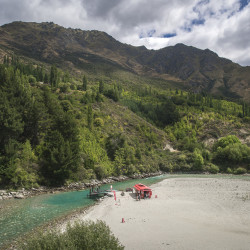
[133,183,152,199]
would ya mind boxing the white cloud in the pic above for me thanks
[0,0,249,65]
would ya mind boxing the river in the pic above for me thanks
[1,174,250,248]
[0,175,167,248]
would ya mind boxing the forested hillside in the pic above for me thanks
[0,54,249,189]
[1,22,250,102]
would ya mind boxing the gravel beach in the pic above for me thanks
[60,177,250,250]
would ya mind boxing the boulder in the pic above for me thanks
[14,194,25,199]
[0,190,7,195]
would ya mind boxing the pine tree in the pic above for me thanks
[3,55,8,65]
[82,75,87,91]
[99,80,104,93]
[50,65,59,88]
[44,73,49,83]
[87,105,93,130]
[41,130,73,185]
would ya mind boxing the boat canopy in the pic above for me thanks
[133,183,152,192]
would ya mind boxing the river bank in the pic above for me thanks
[1,172,169,249]
[59,177,250,250]
[0,172,163,201]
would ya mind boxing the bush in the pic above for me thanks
[205,163,219,174]
[234,167,247,175]
[213,135,240,151]
[94,118,104,127]
[226,167,233,174]
[21,221,124,250]
[60,83,70,93]
[94,165,107,180]
[159,162,173,172]
[61,100,73,112]
[192,149,204,171]
[28,75,37,84]
[213,143,250,164]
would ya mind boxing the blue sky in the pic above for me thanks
[0,0,250,66]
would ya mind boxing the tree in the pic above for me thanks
[10,140,38,188]
[44,73,49,83]
[82,75,87,91]
[212,135,240,151]
[156,100,180,127]
[0,139,19,186]
[214,143,250,164]
[114,148,126,175]
[41,130,79,186]
[192,149,204,171]
[50,65,59,88]
[0,91,24,148]
[105,133,126,160]
[104,87,120,102]
[99,80,104,93]
[87,105,93,130]
[63,71,70,83]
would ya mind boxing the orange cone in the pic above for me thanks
[122,218,125,223]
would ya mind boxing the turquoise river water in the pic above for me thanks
[0,175,167,247]
[1,174,249,248]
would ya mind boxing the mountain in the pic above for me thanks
[0,21,250,101]
[0,21,250,192]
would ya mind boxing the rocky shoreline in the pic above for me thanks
[0,172,163,200]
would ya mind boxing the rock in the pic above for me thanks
[0,190,7,195]
[3,195,12,199]
[14,194,25,199]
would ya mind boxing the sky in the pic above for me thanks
[0,0,250,66]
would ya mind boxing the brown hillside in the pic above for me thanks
[0,21,249,101]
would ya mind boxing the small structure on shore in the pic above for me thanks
[87,185,114,199]
[133,183,152,199]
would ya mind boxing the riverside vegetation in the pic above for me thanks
[21,221,124,250]
[0,55,249,191]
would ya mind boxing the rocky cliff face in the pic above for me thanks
[0,21,249,101]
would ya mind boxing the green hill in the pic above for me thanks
[0,22,250,189]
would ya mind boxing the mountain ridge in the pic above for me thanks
[0,21,250,101]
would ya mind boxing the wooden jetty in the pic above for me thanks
[87,186,114,198]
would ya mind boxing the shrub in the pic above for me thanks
[70,84,76,90]
[213,135,240,151]
[60,83,70,93]
[206,163,219,174]
[213,143,250,164]
[159,162,172,172]
[94,118,104,127]
[94,165,107,180]
[60,100,73,112]
[226,167,233,174]
[192,149,204,171]
[21,221,124,250]
[28,75,37,84]
[234,167,247,175]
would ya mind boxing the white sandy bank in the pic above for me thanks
[61,178,250,250]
